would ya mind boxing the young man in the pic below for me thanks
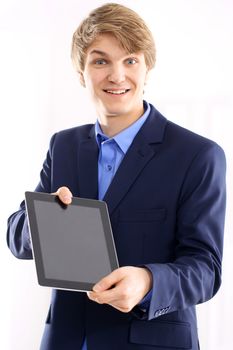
[7,3,226,350]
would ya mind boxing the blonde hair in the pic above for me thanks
[71,3,156,72]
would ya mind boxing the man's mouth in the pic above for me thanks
[103,89,130,95]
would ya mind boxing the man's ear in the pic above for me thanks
[78,71,86,87]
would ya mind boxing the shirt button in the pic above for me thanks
[107,165,112,171]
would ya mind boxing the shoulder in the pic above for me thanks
[56,124,94,139]
[49,124,95,147]
[149,103,225,159]
[166,120,225,164]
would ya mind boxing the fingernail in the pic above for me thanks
[64,195,71,203]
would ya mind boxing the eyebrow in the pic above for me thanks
[89,49,108,57]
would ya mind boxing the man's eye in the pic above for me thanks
[126,58,137,65]
[95,59,107,65]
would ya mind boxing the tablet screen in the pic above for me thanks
[25,192,119,291]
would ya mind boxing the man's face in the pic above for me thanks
[80,33,149,124]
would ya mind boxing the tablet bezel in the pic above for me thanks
[25,191,119,292]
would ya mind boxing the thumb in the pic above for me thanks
[93,268,123,292]
[54,186,73,205]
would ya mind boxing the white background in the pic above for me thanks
[0,0,232,349]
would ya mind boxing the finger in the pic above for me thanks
[87,291,115,305]
[88,283,123,305]
[87,291,122,311]
[54,186,73,205]
[87,292,100,304]
[88,289,134,313]
[87,291,101,302]
[93,268,124,292]
[108,302,132,313]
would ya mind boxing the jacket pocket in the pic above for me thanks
[130,319,192,349]
[119,208,166,222]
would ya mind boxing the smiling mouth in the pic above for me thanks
[103,89,130,95]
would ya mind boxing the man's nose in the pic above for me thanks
[108,64,125,84]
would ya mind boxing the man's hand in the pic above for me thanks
[53,186,73,205]
[87,266,152,313]
[53,188,152,313]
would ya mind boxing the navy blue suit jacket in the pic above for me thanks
[7,104,226,350]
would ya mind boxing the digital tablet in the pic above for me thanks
[25,191,119,292]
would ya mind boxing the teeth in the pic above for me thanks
[105,89,129,95]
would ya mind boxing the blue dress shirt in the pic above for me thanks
[82,101,151,350]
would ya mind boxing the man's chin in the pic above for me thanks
[101,108,128,118]
[105,112,129,119]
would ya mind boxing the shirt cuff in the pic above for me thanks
[138,289,152,312]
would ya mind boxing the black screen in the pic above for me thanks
[34,200,112,284]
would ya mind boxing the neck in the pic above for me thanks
[98,108,144,138]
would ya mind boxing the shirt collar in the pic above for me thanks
[95,101,150,154]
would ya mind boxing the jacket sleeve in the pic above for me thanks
[6,134,56,259]
[136,143,226,321]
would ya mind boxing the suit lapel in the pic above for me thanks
[103,106,167,215]
[103,143,156,214]
[77,127,99,199]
